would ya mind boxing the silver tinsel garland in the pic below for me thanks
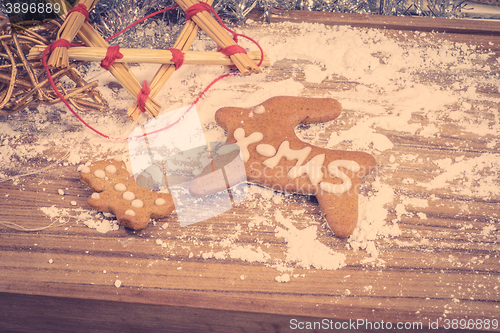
[0,0,483,50]
[83,0,468,49]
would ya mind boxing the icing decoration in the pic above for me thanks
[81,166,91,174]
[256,144,276,157]
[125,209,136,216]
[114,183,127,192]
[319,160,361,194]
[131,199,144,208]
[288,153,325,186]
[94,169,106,179]
[233,128,263,162]
[105,165,117,174]
[212,96,377,238]
[122,191,135,201]
[79,158,175,231]
[253,105,265,114]
[263,141,312,169]
[155,198,166,206]
[114,156,123,162]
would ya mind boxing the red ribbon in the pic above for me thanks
[100,45,124,70]
[47,39,71,53]
[185,2,212,21]
[67,3,89,22]
[167,48,185,70]
[219,45,247,56]
[137,81,151,113]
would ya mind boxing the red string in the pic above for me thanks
[42,42,111,139]
[185,2,211,20]
[43,39,237,140]
[100,45,124,70]
[167,48,185,70]
[219,45,246,56]
[184,2,264,66]
[67,3,89,22]
[40,2,265,140]
[129,72,237,140]
[105,4,179,42]
[137,81,151,113]
[47,39,71,53]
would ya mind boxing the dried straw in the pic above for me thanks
[127,0,213,121]
[174,0,262,75]
[47,0,162,119]
[29,45,270,66]
[0,17,107,115]
[47,0,99,69]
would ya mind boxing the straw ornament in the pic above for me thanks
[3,0,268,127]
[0,16,107,116]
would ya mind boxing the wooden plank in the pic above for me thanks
[1,12,500,333]
[248,9,500,35]
[0,292,339,333]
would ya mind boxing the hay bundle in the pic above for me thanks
[0,15,107,116]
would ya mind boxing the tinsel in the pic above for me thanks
[0,0,487,47]
[89,0,184,49]
[64,0,468,49]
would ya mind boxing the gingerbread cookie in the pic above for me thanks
[79,156,175,230]
[190,96,377,238]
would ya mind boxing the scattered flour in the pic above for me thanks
[39,206,119,233]
[274,210,346,270]
[2,21,498,282]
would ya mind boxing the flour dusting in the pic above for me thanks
[1,20,499,283]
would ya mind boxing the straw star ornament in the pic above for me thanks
[31,0,269,122]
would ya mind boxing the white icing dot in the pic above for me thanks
[122,191,135,201]
[125,209,135,216]
[254,105,265,114]
[105,165,117,174]
[256,144,276,157]
[94,169,105,179]
[131,199,143,208]
[80,166,91,174]
[91,193,100,200]
[155,198,166,206]
[114,156,123,162]
[114,183,127,192]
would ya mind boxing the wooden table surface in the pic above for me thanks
[1,11,500,333]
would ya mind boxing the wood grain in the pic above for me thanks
[248,9,500,36]
[1,13,499,333]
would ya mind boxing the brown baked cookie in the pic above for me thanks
[190,96,377,238]
[79,156,175,230]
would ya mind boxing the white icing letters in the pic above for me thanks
[230,128,361,195]
[263,141,311,169]
[288,153,325,186]
[233,128,263,163]
[319,160,360,194]
[256,144,276,157]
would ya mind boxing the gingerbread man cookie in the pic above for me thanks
[79,156,175,230]
[191,96,377,238]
